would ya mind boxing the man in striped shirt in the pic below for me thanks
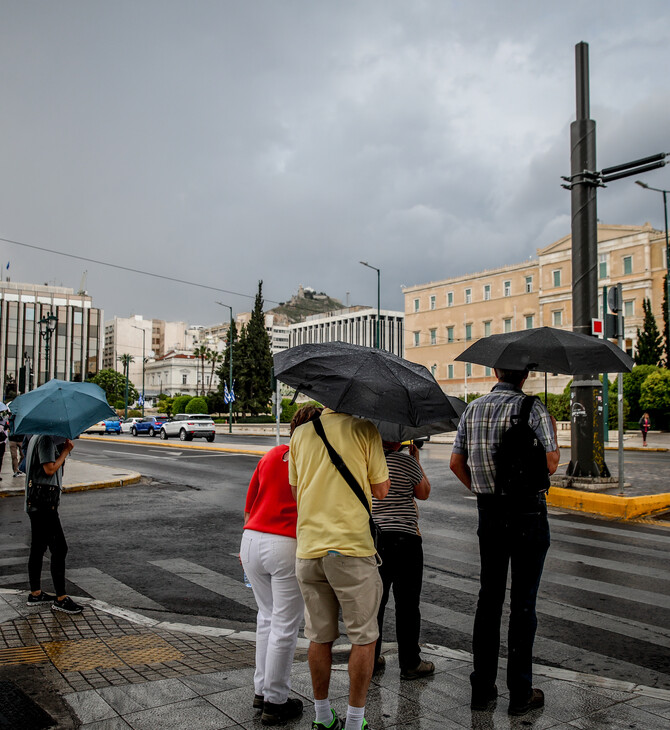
[372,441,433,680]
[450,367,559,717]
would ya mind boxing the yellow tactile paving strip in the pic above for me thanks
[0,644,48,665]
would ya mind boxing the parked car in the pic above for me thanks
[85,417,122,435]
[131,416,169,437]
[160,414,216,442]
[121,417,142,434]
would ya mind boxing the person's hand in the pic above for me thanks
[409,443,420,460]
[63,439,75,454]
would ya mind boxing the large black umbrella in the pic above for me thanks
[455,326,634,375]
[274,342,463,427]
[370,409,465,442]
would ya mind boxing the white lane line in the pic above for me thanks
[67,567,163,611]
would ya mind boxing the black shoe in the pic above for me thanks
[373,655,386,675]
[26,591,56,606]
[508,688,544,716]
[51,596,84,614]
[470,685,498,711]
[254,694,265,710]
[400,659,435,680]
[312,710,343,730]
[261,697,303,725]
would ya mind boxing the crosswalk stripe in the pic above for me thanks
[551,518,670,545]
[0,557,25,567]
[149,558,258,611]
[67,567,163,611]
[0,574,24,586]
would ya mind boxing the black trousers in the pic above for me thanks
[375,530,424,671]
[471,493,550,704]
[28,509,68,596]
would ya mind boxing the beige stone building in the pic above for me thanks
[403,223,667,397]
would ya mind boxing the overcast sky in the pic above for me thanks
[2,1,669,327]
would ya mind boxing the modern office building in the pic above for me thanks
[403,223,667,397]
[0,280,103,398]
[288,306,405,355]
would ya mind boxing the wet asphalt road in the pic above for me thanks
[2,437,670,688]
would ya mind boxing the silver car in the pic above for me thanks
[159,414,216,442]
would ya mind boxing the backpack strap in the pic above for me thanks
[518,395,537,425]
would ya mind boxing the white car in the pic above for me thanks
[159,414,216,442]
[121,417,142,434]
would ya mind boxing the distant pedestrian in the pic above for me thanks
[9,422,25,477]
[0,417,7,480]
[372,441,434,680]
[25,434,83,614]
[639,412,651,447]
[240,404,322,726]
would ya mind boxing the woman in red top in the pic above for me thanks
[240,405,322,726]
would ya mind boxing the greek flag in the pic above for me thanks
[224,382,236,404]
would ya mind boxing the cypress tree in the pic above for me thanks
[634,298,664,366]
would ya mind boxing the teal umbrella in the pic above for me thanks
[9,379,115,439]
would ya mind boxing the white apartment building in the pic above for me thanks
[144,350,220,399]
[288,306,405,355]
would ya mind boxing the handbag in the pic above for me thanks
[312,417,382,550]
[26,480,60,512]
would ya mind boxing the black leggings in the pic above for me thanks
[28,510,68,596]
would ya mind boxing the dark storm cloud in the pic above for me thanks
[0,1,668,324]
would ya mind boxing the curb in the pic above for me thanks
[547,486,670,520]
[79,434,267,456]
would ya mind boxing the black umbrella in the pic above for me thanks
[274,342,463,427]
[370,408,465,443]
[455,327,634,375]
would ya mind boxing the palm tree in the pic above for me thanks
[206,350,223,394]
[118,354,134,417]
[193,345,209,396]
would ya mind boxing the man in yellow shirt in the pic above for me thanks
[290,408,390,730]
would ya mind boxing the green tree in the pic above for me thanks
[193,344,209,396]
[172,395,192,414]
[663,275,670,367]
[634,298,664,366]
[623,365,661,420]
[640,370,670,415]
[236,281,273,415]
[217,319,239,406]
[185,396,208,414]
[206,392,226,416]
[543,392,570,421]
[603,375,630,430]
[206,349,223,395]
[89,369,138,405]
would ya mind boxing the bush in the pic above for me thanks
[172,395,191,414]
[114,399,126,410]
[640,370,670,418]
[128,409,142,418]
[240,415,276,423]
[280,398,322,423]
[623,365,661,420]
[543,392,570,421]
[185,396,208,414]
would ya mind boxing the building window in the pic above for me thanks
[552,310,563,326]
[483,284,491,301]
[413,298,420,312]
[504,280,511,297]
[182,374,187,385]
[447,291,453,307]
[525,276,533,293]
[430,295,436,310]
[525,315,534,329]
[553,269,561,287]
[430,328,437,345]
[431,364,437,377]
[465,288,472,304]
[485,366,492,376]
[623,255,633,275]
[599,254,608,279]
[484,321,491,337]
[447,326,454,343]
[465,323,472,341]
[504,318,512,333]
[466,363,472,377]
[624,300,634,318]
[413,331,420,347]
[448,364,454,379]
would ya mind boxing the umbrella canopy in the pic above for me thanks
[455,327,634,375]
[274,342,462,427]
[371,402,465,443]
[9,379,116,439]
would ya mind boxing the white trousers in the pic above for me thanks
[240,529,304,704]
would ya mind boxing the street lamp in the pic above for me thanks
[215,301,234,434]
[360,261,381,348]
[38,312,57,384]
[636,180,670,348]
[131,325,146,416]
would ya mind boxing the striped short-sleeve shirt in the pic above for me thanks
[452,383,557,494]
[372,451,424,535]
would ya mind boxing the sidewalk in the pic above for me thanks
[1,588,670,729]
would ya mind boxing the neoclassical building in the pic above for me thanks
[403,223,667,397]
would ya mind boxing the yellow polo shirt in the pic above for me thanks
[289,409,389,559]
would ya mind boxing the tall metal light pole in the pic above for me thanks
[131,325,146,416]
[359,261,381,348]
[636,180,670,349]
[215,302,234,434]
[38,312,57,384]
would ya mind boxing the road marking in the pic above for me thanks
[149,558,258,611]
[67,567,163,611]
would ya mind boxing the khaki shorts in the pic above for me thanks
[296,553,382,645]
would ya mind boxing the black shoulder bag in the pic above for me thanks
[25,436,61,513]
[312,418,381,550]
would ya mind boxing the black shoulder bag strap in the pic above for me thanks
[518,395,537,425]
[312,417,379,546]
